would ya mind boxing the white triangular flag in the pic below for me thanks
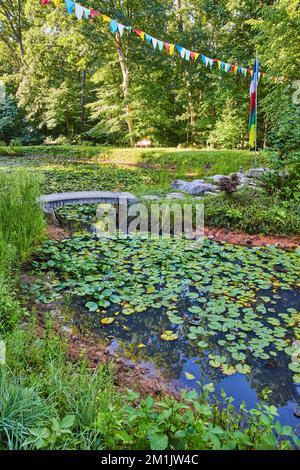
[75,3,85,20]
[152,37,158,49]
[117,23,125,37]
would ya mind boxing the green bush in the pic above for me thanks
[0,171,45,260]
[203,188,300,236]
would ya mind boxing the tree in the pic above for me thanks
[208,98,244,149]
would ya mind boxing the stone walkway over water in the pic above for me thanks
[39,191,138,212]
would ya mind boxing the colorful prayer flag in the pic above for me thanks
[248,54,259,148]
[65,0,74,15]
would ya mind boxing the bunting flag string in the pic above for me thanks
[42,0,268,80]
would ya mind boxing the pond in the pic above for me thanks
[29,214,300,429]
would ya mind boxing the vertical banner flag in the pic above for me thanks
[249,54,259,148]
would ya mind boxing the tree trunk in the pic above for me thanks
[80,69,86,135]
[114,34,134,145]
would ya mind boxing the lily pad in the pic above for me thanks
[160,330,179,341]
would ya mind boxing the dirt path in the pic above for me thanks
[204,226,299,249]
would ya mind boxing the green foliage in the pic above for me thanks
[1,328,299,450]
[203,188,300,236]
[0,171,45,260]
[0,0,298,148]
[208,99,245,149]
[0,278,21,337]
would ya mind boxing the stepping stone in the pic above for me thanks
[165,193,185,199]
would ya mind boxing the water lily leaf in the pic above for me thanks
[221,364,236,376]
[184,372,195,380]
[209,360,221,368]
[236,364,251,374]
[101,317,114,324]
[288,362,300,373]
[85,301,98,312]
[293,374,300,384]
[231,352,246,361]
[197,341,208,349]
[160,330,178,341]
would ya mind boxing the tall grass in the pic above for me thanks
[0,171,45,261]
[0,328,114,450]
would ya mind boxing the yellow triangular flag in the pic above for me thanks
[102,15,111,23]
[170,44,175,55]
[52,0,62,6]
[194,52,200,61]
[234,65,238,74]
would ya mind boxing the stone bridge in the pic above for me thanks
[39,191,138,214]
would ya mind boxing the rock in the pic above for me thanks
[204,191,219,197]
[230,172,247,184]
[141,195,160,200]
[170,179,188,190]
[165,192,185,199]
[183,181,215,195]
[211,174,227,183]
[294,406,300,418]
[170,179,215,195]
[247,168,269,178]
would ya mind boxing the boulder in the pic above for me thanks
[170,179,188,190]
[183,181,215,195]
[247,168,269,178]
[211,174,226,183]
[171,179,217,195]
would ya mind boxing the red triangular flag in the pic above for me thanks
[164,42,170,53]
[90,9,100,19]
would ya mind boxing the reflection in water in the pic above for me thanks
[74,288,300,427]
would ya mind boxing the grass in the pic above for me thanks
[101,147,263,176]
[1,326,299,450]
[0,171,45,261]
[0,146,265,196]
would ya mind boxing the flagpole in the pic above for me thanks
[254,51,258,168]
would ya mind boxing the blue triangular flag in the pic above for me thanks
[65,0,75,15]
[145,34,152,44]
[157,40,163,51]
[110,19,118,34]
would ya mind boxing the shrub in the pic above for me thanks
[203,188,300,236]
[217,174,240,194]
